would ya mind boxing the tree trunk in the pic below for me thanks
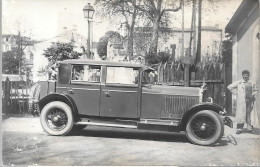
[128,26,134,59]
[127,3,137,59]
[147,0,162,56]
[148,14,160,55]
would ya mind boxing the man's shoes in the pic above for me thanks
[236,130,242,134]
[248,126,254,134]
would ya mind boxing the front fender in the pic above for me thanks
[179,103,223,131]
[38,93,79,121]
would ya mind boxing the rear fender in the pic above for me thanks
[179,103,223,131]
[38,93,79,121]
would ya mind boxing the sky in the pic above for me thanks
[2,0,243,41]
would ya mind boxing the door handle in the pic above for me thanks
[67,87,73,94]
[104,89,110,97]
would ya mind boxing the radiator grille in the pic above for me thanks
[163,95,199,119]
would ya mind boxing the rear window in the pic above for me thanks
[71,65,101,83]
[58,64,71,84]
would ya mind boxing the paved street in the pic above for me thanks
[2,116,260,166]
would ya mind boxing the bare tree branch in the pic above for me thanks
[160,0,182,17]
[147,0,157,11]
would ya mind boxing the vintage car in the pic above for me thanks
[38,60,232,146]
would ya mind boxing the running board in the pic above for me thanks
[138,119,180,132]
[76,122,137,129]
[139,119,180,126]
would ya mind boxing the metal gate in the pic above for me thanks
[2,75,32,115]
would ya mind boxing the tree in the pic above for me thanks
[43,42,82,65]
[222,36,232,67]
[2,32,36,74]
[3,47,33,82]
[146,51,171,65]
[95,0,138,58]
[134,0,182,56]
[97,31,123,58]
[2,48,21,74]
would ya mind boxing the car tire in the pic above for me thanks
[186,110,224,146]
[212,111,224,142]
[40,101,74,136]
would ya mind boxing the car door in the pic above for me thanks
[100,66,140,118]
[69,64,101,116]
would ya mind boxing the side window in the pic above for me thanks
[106,67,139,85]
[71,65,101,83]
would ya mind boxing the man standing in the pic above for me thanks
[227,70,258,134]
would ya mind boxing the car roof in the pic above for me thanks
[59,59,154,71]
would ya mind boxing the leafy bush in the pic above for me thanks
[2,48,21,74]
[145,51,171,65]
[97,31,123,58]
[43,42,82,64]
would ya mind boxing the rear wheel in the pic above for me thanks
[40,101,74,135]
[186,110,224,146]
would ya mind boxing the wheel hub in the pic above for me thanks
[200,123,206,131]
[46,108,68,130]
[53,115,60,122]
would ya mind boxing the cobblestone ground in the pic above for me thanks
[2,116,260,166]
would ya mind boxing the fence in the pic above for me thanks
[2,76,32,115]
[152,62,226,109]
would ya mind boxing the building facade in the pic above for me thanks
[225,0,260,126]
[24,28,87,82]
[134,26,223,62]
[106,39,127,61]
[2,34,18,52]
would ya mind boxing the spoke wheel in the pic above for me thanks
[46,108,68,131]
[190,114,216,140]
[40,101,74,136]
[186,110,224,146]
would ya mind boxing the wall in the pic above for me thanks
[231,35,238,116]
[158,29,222,61]
[231,5,260,124]
[236,6,259,80]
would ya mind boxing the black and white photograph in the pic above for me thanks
[1,0,260,166]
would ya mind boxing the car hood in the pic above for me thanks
[142,85,201,97]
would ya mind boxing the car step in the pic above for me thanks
[139,119,180,126]
[75,121,138,129]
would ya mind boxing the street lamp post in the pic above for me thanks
[83,3,95,59]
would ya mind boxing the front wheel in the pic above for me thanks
[40,101,74,136]
[186,110,224,146]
